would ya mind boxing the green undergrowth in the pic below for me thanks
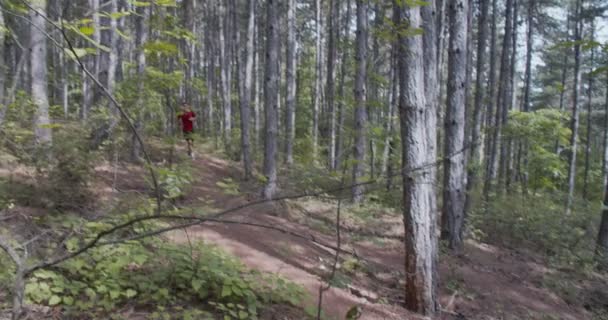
[23,238,305,319]
[0,211,307,319]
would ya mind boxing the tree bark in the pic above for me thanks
[352,0,368,204]
[488,0,514,196]
[582,21,595,200]
[183,0,194,101]
[326,0,338,170]
[483,0,499,199]
[219,0,233,149]
[503,0,518,191]
[238,0,255,180]
[566,0,583,213]
[285,0,297,165]
[31,0,52,145]
[0,8,6,122]
[335,0,351,170]
[396,1,439,315]
[131,3,148,162]
[312,0,322,162]
[465,0,489,214]
[263,0,279,200]
[597,71,608,269]
[443,0,469,250]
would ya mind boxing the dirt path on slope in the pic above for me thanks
[166,154,416,320]
[149,151,589,320]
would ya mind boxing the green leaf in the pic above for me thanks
[109,290,120,299]
[125,289,137,298]
[238,311,248,319]
[192,279,203,292]
[63,296,74,305]
[221,285,232,298]
[48,295,61,306]
[79,26,95,36]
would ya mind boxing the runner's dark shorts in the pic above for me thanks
[183,130,194,141]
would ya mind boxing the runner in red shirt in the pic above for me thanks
[178,102,196,158]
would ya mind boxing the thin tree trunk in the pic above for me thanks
[239,0,255,180]
[107,0,119,130]
[503,0,518,192]
[183,0,194,101]
[582,21,595,200]
[131,3,148,162]
[483,0,499,199]
[285,0,297,165]
[335,0,351,170]
[488,0,514,196]
[520,0,534,192]
[443,0,469,250]
[597,71,608,269]
[0,8,6,122]
[263,0,279,200]
[219,0,233,149]
[381,51,398,177]
[312,0,322,162]
[465,0,490,215]
[352,0,368,204]
[566,0,583,213]
[396,1,439,315]
[31,0,52,145]
[326,0,338,170]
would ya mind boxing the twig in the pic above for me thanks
[317,148,349,320]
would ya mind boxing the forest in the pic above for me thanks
[0,0,608,319]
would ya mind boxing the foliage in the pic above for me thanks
[20,223,305,319]
[469,191,600,268]
[154,164,193,200]
[502,109,570,191]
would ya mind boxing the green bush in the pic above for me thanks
[23,237,305,319]
[469,191,599,268]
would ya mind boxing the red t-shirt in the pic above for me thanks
[178,111,195,132]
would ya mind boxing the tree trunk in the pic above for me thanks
[396,1,439,315]
[31,0,52,145]
[131,3,148,162]
[219,0,233,149]
[352,0,368,204]
[503,0,518,191]
[566,0,583,213]
[106,0,119,130]
[488,0,514,196]
[326,0,338,170]
[312,0,322,162]
[483,0,499,199]
[205,0,215,137]
[0,8,6,122]
[597,71,608,269]
[335,0,351,170]
[381,51,398,177]
[263,0,279,200]
[582,21,595,200]
[519,0,534,191]
[285,0,297,165]
[183,0,194,101]
[443,0,468,250]
[239,0,255,180]
[464,0,490,215]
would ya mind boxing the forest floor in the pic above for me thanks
[2,141,604,320]
[94,143,598,320]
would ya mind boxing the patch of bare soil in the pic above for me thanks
[94,150,595,320]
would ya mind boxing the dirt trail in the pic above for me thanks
[159,152,588,320]
[167,154,414,320]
